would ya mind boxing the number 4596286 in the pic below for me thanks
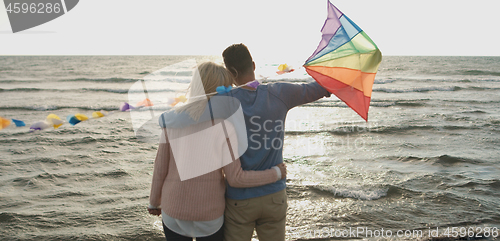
[6,2,61,14]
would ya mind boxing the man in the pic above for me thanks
[221,43,331,241]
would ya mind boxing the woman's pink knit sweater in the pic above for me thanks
[149,121,278,221]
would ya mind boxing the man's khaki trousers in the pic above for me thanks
[223,189,287,241]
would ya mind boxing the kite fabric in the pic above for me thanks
[136,98,154,107]
[12,119,26,127]
[304,0,382,121]
[66,113,89,126]
[46,114,63,129]
[0,117,11,130]
[120,102,135,112]
[30,121,51,131]
[92,111,106,118]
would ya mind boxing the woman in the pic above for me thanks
[148,62,286,241]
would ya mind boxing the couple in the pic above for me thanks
[148,44,331,241]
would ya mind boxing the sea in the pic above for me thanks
[0,56,499,241]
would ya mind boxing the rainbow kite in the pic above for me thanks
[304,1,382,121]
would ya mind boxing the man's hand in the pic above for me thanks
[276,163,287,179]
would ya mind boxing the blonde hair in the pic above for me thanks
[174,62,233,120]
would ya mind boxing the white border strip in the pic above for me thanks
[60,0,68,14]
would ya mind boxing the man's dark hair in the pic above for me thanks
[222,43,253,79]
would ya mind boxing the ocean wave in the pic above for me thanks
[305,98,492,110]
[45,191,87,199]
[32,157,72,164]
[374,79,397,84]
[0,105,118,111]
[8,172,77,188]
[375,77,500,83]
[7,168,130,187]
[367,125,434,134]
[388,173,498,204]
[374,86,460,93]
[82,88,130,93]
[58,136,119,146]
[371,124,485,134]
[0,132,131,146]
[430,155,486,166]
[95,169,129,178]
[461,70,500,77]
[142,76,192,83]
[0,67,15,71]
[59,77,140,83]
[0,212,16,223]
[284,123,486,136]
[489,119,500,125]
[374,86,500,93]
[285,124,380,136]
[0,88,61,92]
[53,128,103,135]
[393,100,428,107]
[81,88,175,94]
[154,70,194,76]
[0,212,40,223]
[0,87,126,93]
[0,80,22,83]
[443,99,500,105]
[460,110,488,114]
[3,83,498,97]
[316,185,389,200]
[304,99,429,108]
[387,155,487,166]
[453,179,500,190]
[285,130,325,136]
[306,179,479,202]
[371,99,429,107]
[419,191,485,209]
[0,87,176,94]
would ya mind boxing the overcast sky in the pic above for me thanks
[1,0,499,60]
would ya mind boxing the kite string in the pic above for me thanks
[145,79,265,109]
[165,63,301,106]
[149,64,357,109]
